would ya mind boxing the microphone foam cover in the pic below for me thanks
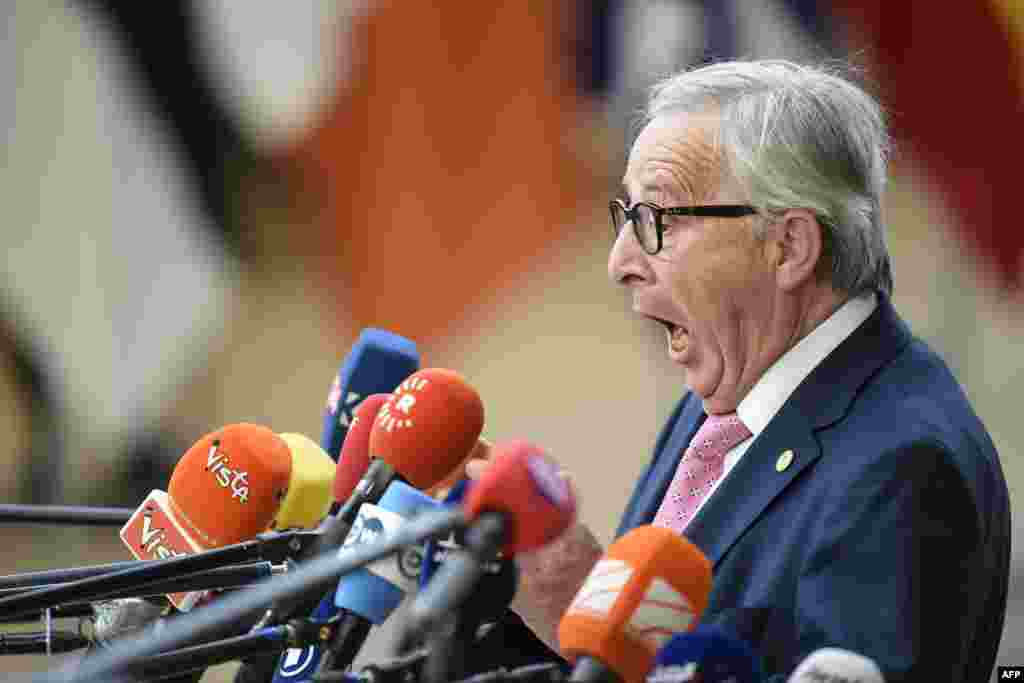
[558,525,713,683]
[649,625,763,683]
[463,440,576,555]
[789,648,885,683]
[321,328,420,460]
[369,368,484,490]
[119,490,207,610]
[271,433,337,530]
[333,393,390,503]
[167,424,292,548]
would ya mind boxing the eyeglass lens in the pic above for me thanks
[610,202,658,253]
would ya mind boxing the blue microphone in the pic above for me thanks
[271,481,439,682]
[332,481,438,624]
[321,328,420,461]
[647,625,764,683]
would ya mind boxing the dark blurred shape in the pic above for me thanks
[702,1,741,63]
[109,430,189,508]
[0,311,64,505]
[774,1,838,52]
[703,0,839,63]
[577,1,622,98]
[834,1,1024,289]
[72,0,266,259]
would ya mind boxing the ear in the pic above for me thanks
[773,209,824,291]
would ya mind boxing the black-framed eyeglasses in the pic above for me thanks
[609,199,758,255]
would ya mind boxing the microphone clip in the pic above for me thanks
[255,530,322,563]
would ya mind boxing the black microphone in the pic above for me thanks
[415,488,520,683]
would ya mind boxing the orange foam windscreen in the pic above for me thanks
[369,368,484,490]
[558,525,713,683]
[167,423,292,548]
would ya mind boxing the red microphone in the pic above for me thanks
[464,439,576,554]
[319,368,485,556]
[332,393,390,505]
[369,368,485,490]
[407,439,576,631]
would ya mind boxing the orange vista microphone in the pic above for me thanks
[558,525,713,683]
[119,424,292,610]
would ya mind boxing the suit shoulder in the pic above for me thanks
[846,337,992,454]
[822,336,1008,519]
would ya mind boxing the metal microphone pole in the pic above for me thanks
[0,505,133,526]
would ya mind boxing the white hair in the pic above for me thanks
[643,60,893,296]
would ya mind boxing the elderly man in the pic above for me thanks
[467,60,1011,682]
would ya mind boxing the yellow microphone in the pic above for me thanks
[269,432,337,531]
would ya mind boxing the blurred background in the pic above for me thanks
[2,0,1022,679]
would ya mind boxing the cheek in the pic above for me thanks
[671,248,746,309]
[670,241,766,330]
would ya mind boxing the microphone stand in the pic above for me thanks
[0,504,133,526]
[0,531,316,619]
[119,624,302,681]
[42,507,464,683]
[421,614,472,683]
[0,631,89,655]
[312,648,429,683]
[0,560,140,590]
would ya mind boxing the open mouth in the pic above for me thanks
[647,314,682,335]
[645,314,689,354]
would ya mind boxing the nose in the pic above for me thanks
[607,220,653,286]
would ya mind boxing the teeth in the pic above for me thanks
[669,325,688,352]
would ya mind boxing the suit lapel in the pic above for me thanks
[684,404,819,565]
[684,294,913,567]
[620,394,706,533]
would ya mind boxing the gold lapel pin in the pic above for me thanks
[776,449,795,472]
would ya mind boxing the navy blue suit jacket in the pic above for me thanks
[616,294,1011,681]
[469,295,1010,682]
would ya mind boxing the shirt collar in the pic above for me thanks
[737,292,878,436]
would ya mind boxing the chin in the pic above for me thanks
[702,395,739,415]
[691,372,738,414]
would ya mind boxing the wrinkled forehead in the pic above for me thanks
[623,111,725,203]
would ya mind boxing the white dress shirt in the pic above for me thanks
[691,293,879,518]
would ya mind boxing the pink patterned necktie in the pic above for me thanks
[652,413,752,533]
